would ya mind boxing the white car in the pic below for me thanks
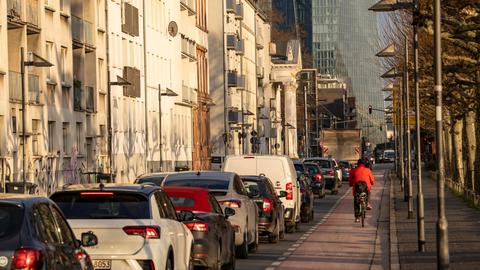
[51,184,194,270]
[223,155,301,233]
[163,171,259,259]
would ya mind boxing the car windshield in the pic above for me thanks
[385,152,395,158]
[241,179,266,198]
[307,159,331,169]
[293,163,304,172]
[135,176,165,186]
[51,192,150,219]
[304,164,320,175]
[164,179,230,190]
[0,203,24,248]
[340,162,350,168]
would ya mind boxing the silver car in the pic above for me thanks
[163,171,259,259]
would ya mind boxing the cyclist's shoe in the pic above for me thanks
[355,218,360,223]
[366,203,372,210]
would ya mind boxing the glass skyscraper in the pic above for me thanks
[312,0,385,144]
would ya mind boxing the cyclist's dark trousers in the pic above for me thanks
[354,181,369,218]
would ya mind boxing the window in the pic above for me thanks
[76,122,83,154]
[0,203,24,245]
[233,176,247,195]
[155,192,177,220]
[46,42,54,81]
[60,47,67,83]
[122,66,140,97]
[208,194,223,214]
[121,2,139,36]
[62,122,69,154]
[11,109,16,134]
[32,204,61,244]
[32,119,40,155]
[196,0,207,30]
[51,206,76,246]
[48,121,55,153]
[98,58,104,91]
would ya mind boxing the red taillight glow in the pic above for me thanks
[314,174,323,181]
[12,248,42,270]
[286,183,293,200]
[80,192,114,196]
[75,251,87,261]
[262,198,273,212]
[123,226,161,239]
[219,200,242,208]
[185,221,209,232]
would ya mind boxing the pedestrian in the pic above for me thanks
[349,159,375,223]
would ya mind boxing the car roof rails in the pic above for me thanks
[140,182,158,189]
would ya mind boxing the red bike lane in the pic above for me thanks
[274,169,390,270]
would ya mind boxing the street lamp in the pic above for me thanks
[158,85,178,171]
[21,48,53,194]
[369,0,431,256]
[107,75,131,183]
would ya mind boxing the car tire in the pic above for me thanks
[268,220,280,243]
[248,227,259,253]
[285,222,295,233]
[165,253,174,270]
[236,233,248,259]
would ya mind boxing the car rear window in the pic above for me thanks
[306,160,331,169]
[51,192,150,219]
[0,203,24,246]
[241,179,267,198]
[305,164,320,175]
[340,162,350,168]
[164,179,230,190]
[135,176,165,186]
[293,163,304,172]
[168,195,211,213]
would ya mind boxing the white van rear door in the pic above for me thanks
[224,156,257,175]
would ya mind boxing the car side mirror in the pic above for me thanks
[224,207,236,218]
[178,210,195,222]
[81,231,98,247]
[278,191,288,198]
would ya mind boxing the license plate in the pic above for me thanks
[93,260,111,270]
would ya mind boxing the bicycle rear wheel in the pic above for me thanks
[361,202,366,227]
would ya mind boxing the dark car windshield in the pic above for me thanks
[304,164,320,175]
[0,203,24,248]
[241,179,267,198]
[306,159,331,169]
[293,163,304,172]
[339,161,350,168]
[51,192,150,219]
[384,152,395,158]
[135,176,165,186]
[164,179,230,190]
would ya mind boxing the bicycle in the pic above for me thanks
[356,191,368,227]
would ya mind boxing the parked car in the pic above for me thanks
[163,171,259,259]
[293,160,307,174]
[240,175,286,243]
[304,157,340,194]
[296,172,315,223]
[163,186,236,269]
[50,184,194,270]
[303,162,326,198]
[134,172,174,186]
[0,194,95,270]
[382,150,396,163]
[339,160,352,181]
[223,155,301,233]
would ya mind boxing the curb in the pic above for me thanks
[389,172,400,270]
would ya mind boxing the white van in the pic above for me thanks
[223,155,301,232]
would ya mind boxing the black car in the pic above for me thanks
[303,162,326,198]
[240,175,286,243]
[134,172,172,186]
[296,173,315,223]
[163,186,236,270]
[0,195,96,270]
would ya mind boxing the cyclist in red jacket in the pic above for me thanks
[349,159,375,222]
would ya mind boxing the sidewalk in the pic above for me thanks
[275,170,390,270]
[393,170,480,270]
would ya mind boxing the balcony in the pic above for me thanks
[228,111,242,123]
[7,0,25,29]
[8,71,22,102]
[28,74,40,104]
[182,85,197,105]
[235,39,245,55]
[181,37,197,61]
[235,3,244,20]
[72,15,84,49]
[84,20,95,52]
[73,82,84,111]
[226,0,236,14]
[256,66,264,78]
[180,0,196,16]
[226,34,237,50]
[227,71,237,87]
[26,0,40,34]
[85,86,94,112]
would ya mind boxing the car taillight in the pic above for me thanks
[219,200,242,208]
[286,183,293,200]
[185,221,209,232]
[80,192,114,196]
[75,251,88,261]
[314,174,322,181]
[327,170,334,176]
[123,226,161,239]
[12,248,42,270]
[262,198,273,212]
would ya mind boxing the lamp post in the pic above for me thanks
[370,0,426,252]
[107,75,131,183]
[21,48,54,194]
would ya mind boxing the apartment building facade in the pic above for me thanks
[1,0,108,193]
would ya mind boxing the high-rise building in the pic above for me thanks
[312,0,385,144]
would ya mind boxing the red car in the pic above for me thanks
[163,186,236,269]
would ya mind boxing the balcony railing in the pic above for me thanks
[9,71,22,101]
[26,0,39,27]
[182,85,197,104]
[227,71,237,87]
[226,34,237,50]
[84,20,94,46]
[235,4,244,20]
[85,86,94,112]
[28,74,40,103]
[72,15,84,44]
[7,0,23,21]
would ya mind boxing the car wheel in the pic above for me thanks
[165,253,173,270]
[268,220,280,243]
[235,233,248,259]
[248,227,259,253]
